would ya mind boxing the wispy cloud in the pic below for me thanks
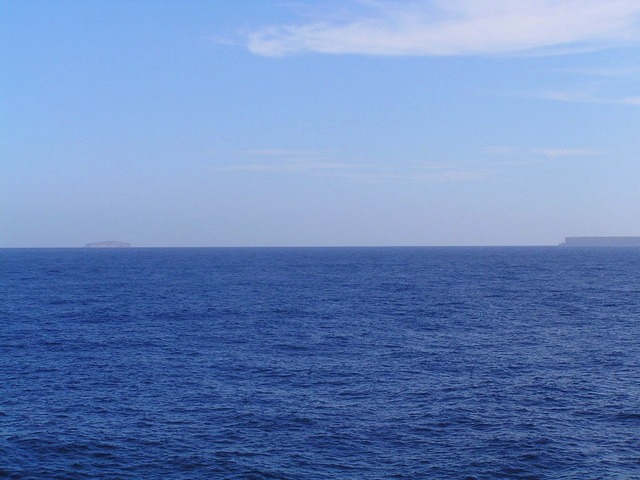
[546,66,640,78]
[484,145,606,160]
[533,89,640,106]
[323,170,488,183]
[221,161,349,173]
[534,147,605,158]
[240,149,325,158]
[217,148,345,172]
[483,146,518,155]
[247,0,640,57]
[218,149,487,183]
[218,145,607,183]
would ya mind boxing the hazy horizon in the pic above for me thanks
[1,243,564,249]
[3,1,640,248]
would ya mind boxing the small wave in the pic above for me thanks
[614,412,640,421]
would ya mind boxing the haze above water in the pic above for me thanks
[3,1,640,247]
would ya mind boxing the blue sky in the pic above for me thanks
[2,0,640,247]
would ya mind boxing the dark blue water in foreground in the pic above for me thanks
[2,247,640,479]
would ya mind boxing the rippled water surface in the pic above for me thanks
[2,247,640,479]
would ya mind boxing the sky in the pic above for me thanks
[2,0,640,247]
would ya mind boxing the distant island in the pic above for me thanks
[560,237,640,247]
[84,241,131,248]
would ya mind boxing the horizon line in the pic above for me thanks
[1,244,566,249]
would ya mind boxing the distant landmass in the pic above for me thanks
[560,236,640,247]
[84,241,131,248]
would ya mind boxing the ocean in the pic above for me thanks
[2,247,640,479]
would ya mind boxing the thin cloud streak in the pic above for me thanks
[241,149,325,158]
[483,146,518,155]
[218,144,605,183]
[247,0,640,57]
[485,145,606,158]
[546,66,640,78]
[534,148,605,158]
[534,90,640,106]
[217,151,489,183]
[316,170,489,183]
[220,161,350,173]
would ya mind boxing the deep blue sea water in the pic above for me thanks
[2,247,640,479]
